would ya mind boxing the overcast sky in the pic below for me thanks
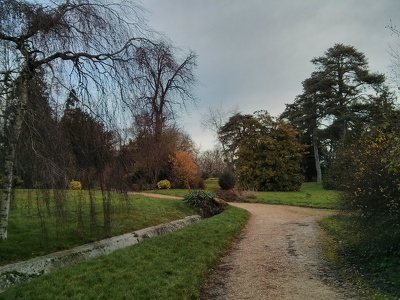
[141,0,400,150]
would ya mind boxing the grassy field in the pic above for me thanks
[149,181,339,209]
[203,178,220,191]
[248,182,338,209]
[0,190,197,265]
[0,206,250,299]
[145,179,221,197]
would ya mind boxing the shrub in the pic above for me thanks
[68,180,82,190]
[239,190,257,200]
[236,112,305,191]
[183,190,225,218]
[183,190,216,207]
[157,180,171,189]
[189,177,205,190]
[170,150,202,189]
[218,171,236,190]
[215,189,240,202]
[215,189,257,202]
[333,127,400,217]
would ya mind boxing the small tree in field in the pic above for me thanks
[218,171,236,190]
[236,111,305,191]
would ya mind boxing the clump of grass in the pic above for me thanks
[1,206,250,299]
[214,189,256,202]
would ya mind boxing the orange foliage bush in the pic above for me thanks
[170,150,202,189]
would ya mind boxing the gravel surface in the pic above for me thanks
[128,192,183,199]
[201,203,360,300]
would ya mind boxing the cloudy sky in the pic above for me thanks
[141,0,400,150]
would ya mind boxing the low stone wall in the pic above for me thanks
[0,215,201,292]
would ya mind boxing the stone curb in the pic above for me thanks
[0,215,201,291]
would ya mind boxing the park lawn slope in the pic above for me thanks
[1,205,250,300]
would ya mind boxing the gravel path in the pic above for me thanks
[128,192,183,199]
[201,203,359,300]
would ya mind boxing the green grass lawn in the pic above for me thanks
[148,181,339,209]
[0,206,250,300]
[248,182,338,209]
[0,189,197,266]
[145,179,221,197]
[204,178,220,191]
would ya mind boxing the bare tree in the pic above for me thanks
[201,104,239,170]
[196,147,226,178]
[0,0,149,240]
[201,104,239,140]
[133,41,197,141]
[387,21,400,88]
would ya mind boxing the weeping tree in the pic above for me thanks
[0,0,150,240]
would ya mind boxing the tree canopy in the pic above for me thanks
[282,43,394,182]
[218,113,253,171]
[235,111,305,191]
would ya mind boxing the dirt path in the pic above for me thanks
[128,192,183,199]
[201,203,359,300]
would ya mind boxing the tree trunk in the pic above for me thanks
[312,127,322,182]
[0,79,28,240]
[0,149,15,240]
[154,109,164,143]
